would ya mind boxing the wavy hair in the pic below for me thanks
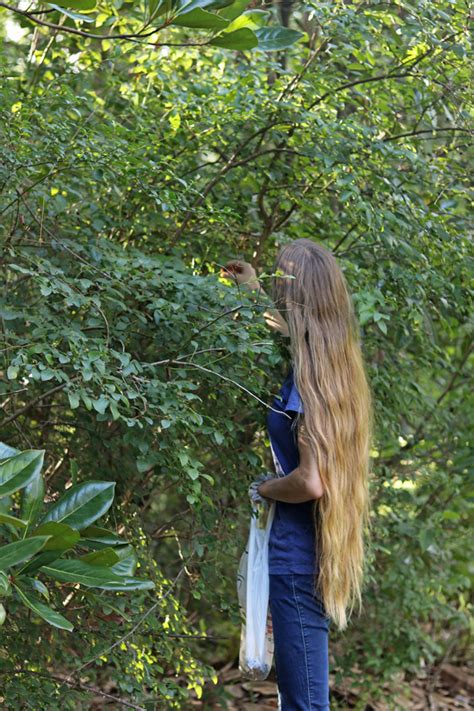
[270,238,374,631]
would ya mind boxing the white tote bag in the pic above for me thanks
[236,441,285,680]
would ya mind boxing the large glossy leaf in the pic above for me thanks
[41,481,116,530]
[223,9,266,32]
[20,576,50,601]
[210,28,257,49]
[0,450,45,498]
[94,577,155,591]
[0,513,27,529]
[110,546,138,576]
[254,27,305,51]
[0,443,19,461]
[172,8,230,28]
[33,521,80,551]
[47,0,96,9]
[80,546,120,566]
[217,0,247,20]
[41,559,152,589]
[21,467,45,527]
[80,525,127,547]
[173,0,220,16]
[0,536,51,571]
[18,550,63,576]
[48,3,95,21]
[14,585,73,631]
[206,0,235,6]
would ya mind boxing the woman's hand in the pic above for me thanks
[248,472,276,505]
[221,259,290,338]
[220,260,260,290]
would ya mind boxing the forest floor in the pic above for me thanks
[188,660,474,710]
[89,659,473,709]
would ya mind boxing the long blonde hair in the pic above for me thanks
[270,238,374,631]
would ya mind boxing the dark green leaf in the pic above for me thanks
[40,481,116,530]
[0,450,45,498]
[210,28,257,49]
[0,536,51,571]
[14,585,73,631]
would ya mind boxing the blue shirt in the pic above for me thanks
[266,366,318,575]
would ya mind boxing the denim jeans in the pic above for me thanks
[269,573,331,710]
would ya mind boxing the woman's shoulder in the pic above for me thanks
[273,366,304,415]
[285,369,304,414]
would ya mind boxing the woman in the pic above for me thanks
[224,239,374,711]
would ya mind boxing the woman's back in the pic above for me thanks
[266,366,319,575]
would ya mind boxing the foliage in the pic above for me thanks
[0,0,472,707]
[0,441,154,633]
[0,0,305,51]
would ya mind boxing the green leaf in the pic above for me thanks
[0,450,45,498]
[223,9,266,32]
[0,513,27,529]
[47,0,96,9]
[110,546,137,576]
[254,27,305,51]
[20,576,50,601]
[14,585,73,631]
[173,0,220,16]
[32,522,80,551]
[48,3,95,21]
[218,0,247,21]
[0,443,19,461]
[0,571,11,596]
[7,366,18,380]
[40,481,116,530]
[94,577,155,591]
[0,603,5,626]
[0,536,51,571]
[80,546,120,567]
[41,559,152,589]
[18,550,64,576]
[172,8,230,28]
[205,0,235,8]
[21,469,45,527]
[210,28,257,49]
[80,525,127,547]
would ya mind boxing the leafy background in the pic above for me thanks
[0,0,472,708]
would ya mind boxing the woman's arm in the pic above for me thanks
[242,280,290,338]
[222,261,290,337]
[258,422,325,503]
[257,465,320,504]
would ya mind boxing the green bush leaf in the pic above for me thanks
[172,8,230,28]
[41,559,151,589]
[218,0,247,21]
[80,546,120,566]
[0,536,51,571]
[173,0,221,16]
[0,450,45,498]
[14,585,73,631]
[210,28,257,49]
[41,481,116,530]
[0,513,27,529]
[80,525,127,547]
[32,521,80,551]
[21,469,45,527]
[254,27,305,51]
[110,546,138,576]
[47,0,96,10]
[48,3,95,21]
[0,443,19,461]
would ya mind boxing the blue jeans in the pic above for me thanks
[269,573,331,710]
